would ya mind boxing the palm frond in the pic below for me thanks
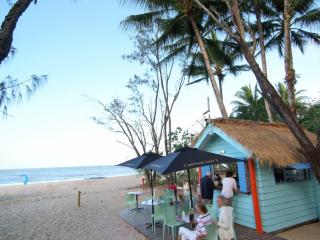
[296,29,320,45]
[294,8,320,27]
[186,77,208,85]
[291,31,307,53]
[121,10,167,30]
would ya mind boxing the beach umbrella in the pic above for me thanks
[117,152,161,169]
[143,146,241,208]
[117,152,161,213]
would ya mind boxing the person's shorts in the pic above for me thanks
[225,197,233,206]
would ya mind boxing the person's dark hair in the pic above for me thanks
[196,201,208,214]
[226,171,233,177]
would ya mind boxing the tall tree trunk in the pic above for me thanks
[317,129,320,151]
[163,112,169,155]
[226,0,320,182]
[168,116,172,152]
[284,0,297,117]
[218,74,224,100]
[195,0,320,183]
[243,44,320,182]
[0,0,33,64]
[188,13,228,119]
[254,1,274,123]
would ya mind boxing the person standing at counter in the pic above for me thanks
[221,171,237,205]
[214,173,222,187]
[200,172,214,204]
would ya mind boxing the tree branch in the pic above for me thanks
[0,0,33,64]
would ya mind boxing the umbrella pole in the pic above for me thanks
[187,168,193,209]
[150,170,154,214]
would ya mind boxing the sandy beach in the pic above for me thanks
[1,174,320,240]
[0,175,146,240]
[276,222,320,240]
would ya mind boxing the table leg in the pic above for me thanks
[130,194,143,211]
[145,220,161,229]
[136,195,139,209]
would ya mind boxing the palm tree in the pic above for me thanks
[263,0,320,116]
[231,84,268,121]
[121,0,229,118]
[185,33,249,100]
[194,0,320,183]
[0,75,46,117]
[245,0,274,122]
[275,82,307,115]
[231,82,307,122]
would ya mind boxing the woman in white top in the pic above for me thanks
[213,195,235,240]
[221,171,237,205]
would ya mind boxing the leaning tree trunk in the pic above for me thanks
[241,43,320,182]
[0,0,33,64]
[243,45,320,182]
[188,13,228,119]
[284,0,297,117]
[254,1,274,123]
[194,0,320,183]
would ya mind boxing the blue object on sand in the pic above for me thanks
[22,175,29,185]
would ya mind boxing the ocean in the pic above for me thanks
[0,165,137,186]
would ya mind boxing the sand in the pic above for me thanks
[276,222,320,240]
[0,175,146,240]
[2,176,320,240]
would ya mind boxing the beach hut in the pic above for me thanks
[193,119,320,233]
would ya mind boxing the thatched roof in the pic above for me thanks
[209,119,317,167]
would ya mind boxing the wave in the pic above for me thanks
[0,165,137,186]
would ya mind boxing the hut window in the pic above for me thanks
[274,167,311,183]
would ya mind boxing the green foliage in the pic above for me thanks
[299,98,320,133]
[169,127,193,151]
[231,84,269,121]
[275,82,307,117]
[0,75,47,118]
[168,127,198,188]
[263,0,320,56]
[231,82,307,122]
[175,168,198,191]
[185,33,250,95]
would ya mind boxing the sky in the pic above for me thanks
[0,0,319,169]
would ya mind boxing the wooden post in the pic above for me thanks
[141,177,145,190]
[198,167,202,185]
[77,191,81,207]
[317,129,320,151]
[248,158,263,234]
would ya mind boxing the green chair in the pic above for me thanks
[206,205,220,222]
[165,189,175,202]
[151,204,165,234]
[124,193,136,209]
[206,205,214,216]
[204,224,218,240]
[159,194,170,202]
[160,195,170,204]
[162,205,183,240]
